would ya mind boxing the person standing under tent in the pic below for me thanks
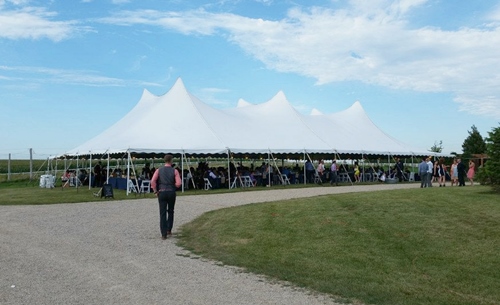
[396,157,404,182]
[418,157,428,188]
[426,157,434,187]
[305,160,315,183]
[317,159,325,184]
[142,163,152,179]
[467,160,476,186]
[330,160,338,186]
[457,158,466,186]
[354,161,361,183]
[93,161,102,187]
[151,154,182,240]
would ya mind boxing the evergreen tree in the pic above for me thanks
[482,125,500,193]
[461,125,487,159]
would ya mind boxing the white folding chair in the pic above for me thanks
[314,172,322,184]
[127,179,138,193]
[140,180,151,193]
[409,172,415,182]
[204,178,212,190]
[230,176,238,189]
[241,176,253,187]
[281,174,291,185]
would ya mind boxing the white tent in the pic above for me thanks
[62,78,440,158]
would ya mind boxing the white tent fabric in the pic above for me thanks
[62,78,437,157]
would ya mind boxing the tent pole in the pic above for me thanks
[76,154,79,191]
[268,150,271,187]
[126,151,130,196]
[387,154,390,175]
[181,151,185,193]
[303,150,306,185]
[106,153,110,184]
[89,153,92,190]
[411,155,415,181]
[270,152,284,185]
[227,149,230,190]
[334,150,353,185]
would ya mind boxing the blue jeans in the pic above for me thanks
[158,190,176,236]
[330,171,338,185]
[426,172,433,187]
[420,172,427,187]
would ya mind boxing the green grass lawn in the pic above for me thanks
[0,184,151,204]
[178,186,500,305]
[0,178,313,205]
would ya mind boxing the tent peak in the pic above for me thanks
[310,108,323,115]
[139,88,157,101]
[237,98,253,107]
[172,77,186,90]
[268,90,289,105]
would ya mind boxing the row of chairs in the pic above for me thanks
[204,174,294,190]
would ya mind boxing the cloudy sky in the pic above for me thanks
[1,0,499,159]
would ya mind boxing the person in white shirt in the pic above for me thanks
[426,157,434,187]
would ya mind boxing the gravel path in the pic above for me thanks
[1,183,419,305]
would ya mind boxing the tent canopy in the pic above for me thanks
[61,78,447,159]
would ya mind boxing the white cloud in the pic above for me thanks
[101,1,500,119]
[0,65,124,86]
[0,6,81,41]
[0,0,31,6]
[0,65,164,88]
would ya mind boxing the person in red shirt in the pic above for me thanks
[151,154,182,240]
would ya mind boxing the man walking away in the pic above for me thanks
[151,154,182,240]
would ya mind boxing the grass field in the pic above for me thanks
[178,186,500,305]
[0,178,311,205]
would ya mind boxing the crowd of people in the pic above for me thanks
[58,156,477,190]
[418,157,476,188]
[180,159,418,190]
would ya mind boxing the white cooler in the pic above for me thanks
[39,175,55,188]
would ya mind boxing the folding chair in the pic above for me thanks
[314,172,323,184]
[229,176,238,189]
[127,179,138,193]
[242,176,254,187]
[204,178,212,190]
[140,180,151,193]
[281,174,291,185]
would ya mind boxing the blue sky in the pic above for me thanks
[1,0,500,159]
